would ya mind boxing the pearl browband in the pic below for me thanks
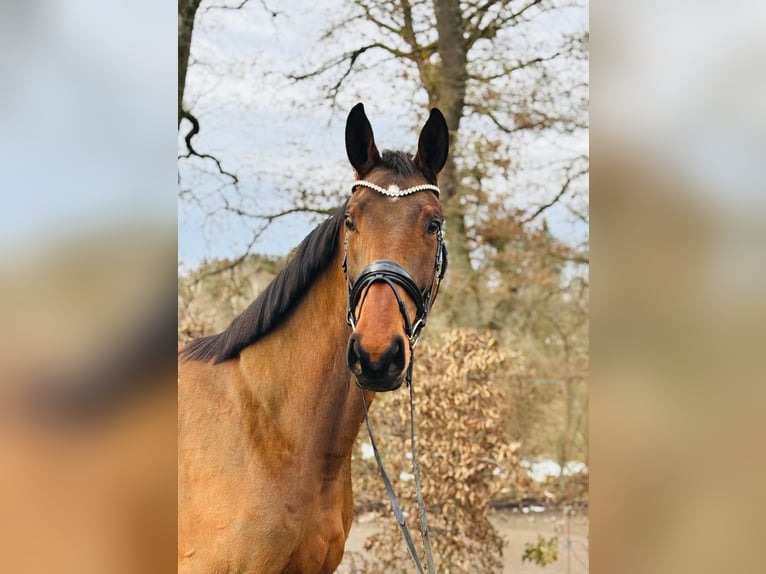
[352,180,440,198]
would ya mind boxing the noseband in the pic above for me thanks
[342,181,447,349]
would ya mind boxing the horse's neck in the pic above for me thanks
[237,254,372,479]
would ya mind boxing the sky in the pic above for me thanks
[179,0,589,268]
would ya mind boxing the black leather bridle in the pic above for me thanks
[343,232,447,351]
[342,180,447,352]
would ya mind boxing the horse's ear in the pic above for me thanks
[415,108,449,182]
[345,103,380,177]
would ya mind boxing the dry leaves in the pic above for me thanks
[345,330,532,573]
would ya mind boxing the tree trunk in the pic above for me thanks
[431,0,479,323]
[178,0,202,127]
[432,0,467,155]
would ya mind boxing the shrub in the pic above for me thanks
[346,330,530,573]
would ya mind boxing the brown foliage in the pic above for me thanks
[344,330,532,573]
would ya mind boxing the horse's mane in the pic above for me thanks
[181,204,346,364]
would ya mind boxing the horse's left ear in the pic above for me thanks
[415,108,449,182]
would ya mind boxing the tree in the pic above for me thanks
[179,2,588,295]
[179,0,203,128]
[290,0,588,321]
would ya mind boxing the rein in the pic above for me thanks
[343,180,446,574]
[360,382,435,574]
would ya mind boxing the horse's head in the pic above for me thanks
[343,103,449,392]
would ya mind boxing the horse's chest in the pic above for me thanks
[261,481,350,573]
[207,495,342,574]
[179,365,357,573]
[281,521,347,574]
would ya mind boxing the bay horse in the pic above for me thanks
[178,103,449,573]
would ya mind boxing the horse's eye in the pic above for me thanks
[427,219,442,234]
[344,214,356,232]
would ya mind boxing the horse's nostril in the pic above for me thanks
[347,335,363,375]
[389,336,405,374]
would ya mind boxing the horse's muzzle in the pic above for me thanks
[347,333,406,392]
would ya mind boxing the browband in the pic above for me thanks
[352,180,440,198]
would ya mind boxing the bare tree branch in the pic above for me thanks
[220,198,335,221]
[467,51,563,82]
[356,2,405,37]
[467,0,545,48]
[482,108,532,134]
[566,204,589,225]
[319,12,366,41]
[191,230,264,283]
[204,0,278,17]
[522,164,588,224]
[289,42,412,102]
[465,0,510,30]
[179,109,239,185]
[186,200,337,282]
[468,100,587,135]
[290,42,410,82]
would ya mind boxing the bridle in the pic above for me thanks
[343,181,447,352]
[341,179,447,574]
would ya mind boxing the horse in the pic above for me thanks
[178,103,449,573]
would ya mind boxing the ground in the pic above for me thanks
[341,508,589,573]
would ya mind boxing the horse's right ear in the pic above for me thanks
[345,103,380,177]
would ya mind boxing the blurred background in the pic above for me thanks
[590,1,766,573]
[0,0,176,572]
